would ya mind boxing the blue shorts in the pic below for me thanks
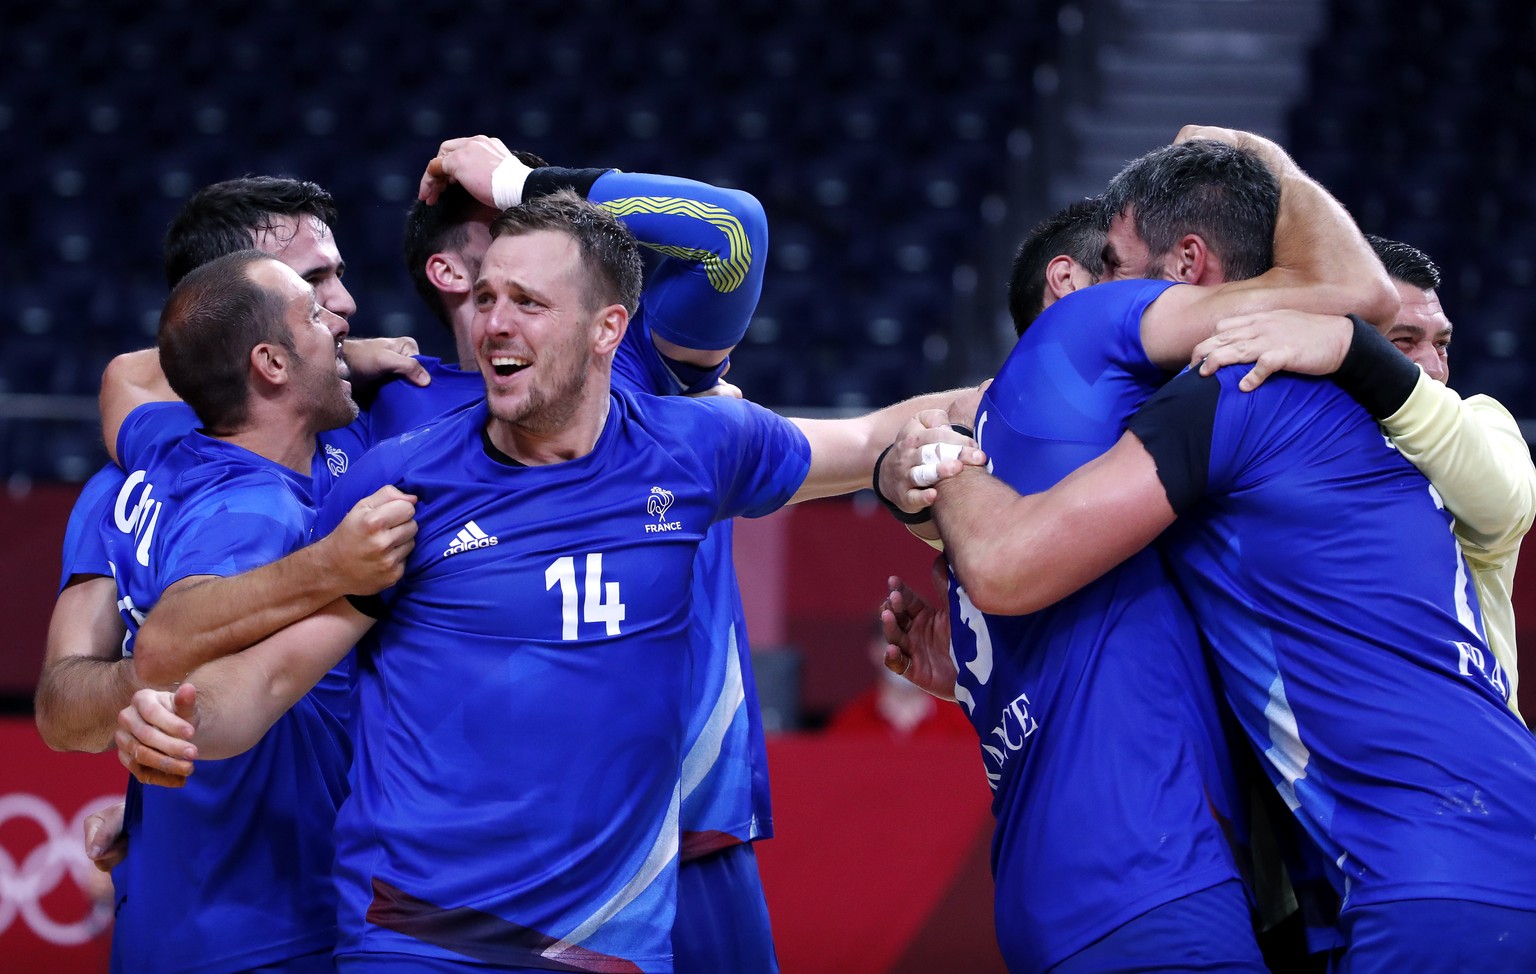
[1335,899,1536,974]
[674,841,778,974]
[1047,879,1267,974]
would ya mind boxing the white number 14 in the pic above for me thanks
[544,553,627,640]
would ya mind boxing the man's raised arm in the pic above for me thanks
[1137,127,1399,370]
[420,134,768,381]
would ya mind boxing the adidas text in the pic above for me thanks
[444,521,499,557]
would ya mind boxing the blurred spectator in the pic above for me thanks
[828,625,972,740]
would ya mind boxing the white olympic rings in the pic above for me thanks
[0,792,120,945]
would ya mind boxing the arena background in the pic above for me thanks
[2,0,1532,970]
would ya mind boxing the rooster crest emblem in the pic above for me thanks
[324,444,348,478]
[647,486,674,520]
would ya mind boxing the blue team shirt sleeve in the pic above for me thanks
[984,279,1177,459]
[677,397,811,520]
[58,464,128,591]
[160,475,313,588]
[589,170,767,353]
[117,401,199,470]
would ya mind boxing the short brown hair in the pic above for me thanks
[158,250,291,432]
[489,190,643,316]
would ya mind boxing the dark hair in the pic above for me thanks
[1007,198,1106,336]
[1366,234,1441,291]
[404,149,550,329]
[489,189,643,315]
[1099,139,1280,283]
[158,251,290,432]
[163,176,339,288]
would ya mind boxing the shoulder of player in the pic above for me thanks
[119,400,199,467]
[614,387,764,430]
[1022,279,1181,358]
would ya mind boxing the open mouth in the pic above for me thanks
[490,355,531,378]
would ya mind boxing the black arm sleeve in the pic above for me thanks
[523,167,611,200]
[1125,370,1220,517]
[1330,314,1420,419]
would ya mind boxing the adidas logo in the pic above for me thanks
[443,520,499,557]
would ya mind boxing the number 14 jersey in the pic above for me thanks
[313,391,810,972]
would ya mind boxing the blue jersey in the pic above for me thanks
[105,403,352,974]
[314,392,809,971]
[108,401,365,719]
[955,280,1244,971]
[367,357,484,443]
[1129,366,1536,913]
[370,168,775,856]
[58,463,128,591]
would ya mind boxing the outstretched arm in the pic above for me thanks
[131,486,417,687]
[788,390,986,505]
[118,598,375,781]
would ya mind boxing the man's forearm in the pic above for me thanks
[133,541,351,687]
[933,466,1041,613]
[934,434,1176,616]
[791,388,975,501]
[1268,160,1398,329]
[35,657,141,752]
[185,598,373,759]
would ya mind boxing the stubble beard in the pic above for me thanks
[489,345,591,438]
[295,350,359,432]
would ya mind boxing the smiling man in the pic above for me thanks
[99,251,418,974]
[114,193,981,973]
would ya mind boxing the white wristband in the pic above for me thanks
[490,156,534,210]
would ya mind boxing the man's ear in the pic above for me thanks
[1045,255,1082,300]
[426,252,471,296]
[593,305,628,355]
[250,342,290,388]
[1170,234,1219,284]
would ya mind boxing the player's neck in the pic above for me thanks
[451,316,477,371]
[219,403,319,475]
[486,392,611,466]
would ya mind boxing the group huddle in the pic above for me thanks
[35,124,1536,974]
